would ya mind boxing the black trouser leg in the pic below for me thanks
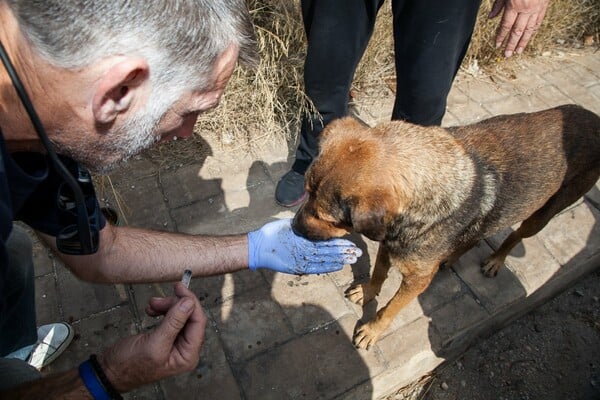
[0,226,37,356]
[292,0,385,174]
[391,0,482,126]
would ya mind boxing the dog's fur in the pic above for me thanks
[292,104,600,350]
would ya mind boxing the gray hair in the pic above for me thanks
[6,0,258,96]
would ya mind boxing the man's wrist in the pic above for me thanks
[247,230,260,270]
[96,353,126,395]
[79,355,123,400]
[79,359,111,400]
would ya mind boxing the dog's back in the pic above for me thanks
[447,104,600,240]
[448,104,600,183]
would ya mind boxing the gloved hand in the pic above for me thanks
[247,218,362,275]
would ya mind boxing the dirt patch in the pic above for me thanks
[387,269,600,400]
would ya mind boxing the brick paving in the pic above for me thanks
[32,49,600,399]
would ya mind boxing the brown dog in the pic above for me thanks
[292,104,600,350]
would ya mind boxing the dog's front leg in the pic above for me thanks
[353,261,437,350]
[345,245,392,306]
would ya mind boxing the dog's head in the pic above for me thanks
[292,117,408,242]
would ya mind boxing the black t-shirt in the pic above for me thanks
[0,128,105,313]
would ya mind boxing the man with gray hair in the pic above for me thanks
[0,0,362,398]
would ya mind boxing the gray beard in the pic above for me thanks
[52,121,160,174]
[51,92,175,174]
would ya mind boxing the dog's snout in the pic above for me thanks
[291,211,309,237]
[292,209,325,241]
[293,201,349,241]
[292,205,324,240]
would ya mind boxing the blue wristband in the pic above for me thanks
[79,360,111,400]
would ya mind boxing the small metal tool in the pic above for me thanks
[181,269,192,288]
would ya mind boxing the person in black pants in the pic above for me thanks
[275,0,549,207]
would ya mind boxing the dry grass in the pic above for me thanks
[381,374,435,400]
[194,1,310,150]
[182,0,598,154]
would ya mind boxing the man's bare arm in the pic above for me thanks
[37,223,249,283]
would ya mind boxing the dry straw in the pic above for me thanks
[193,0,310,153]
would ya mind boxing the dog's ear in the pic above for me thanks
[348,195,388,241]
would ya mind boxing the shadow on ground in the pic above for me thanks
[104,146,376,399]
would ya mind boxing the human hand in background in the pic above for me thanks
[248,218,362,274]
[98,282,207,393]
[489,0,549,57]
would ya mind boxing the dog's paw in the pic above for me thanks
[345,284,377,306]
[481,256,503,277]
[353,321,382,350]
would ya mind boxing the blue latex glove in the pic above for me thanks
[247,218,362,275]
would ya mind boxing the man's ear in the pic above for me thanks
[92,57,149,125]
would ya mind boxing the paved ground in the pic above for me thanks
[32,48,600,399]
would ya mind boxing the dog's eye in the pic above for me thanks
[329,192,352,224]
[339,198,352,224]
